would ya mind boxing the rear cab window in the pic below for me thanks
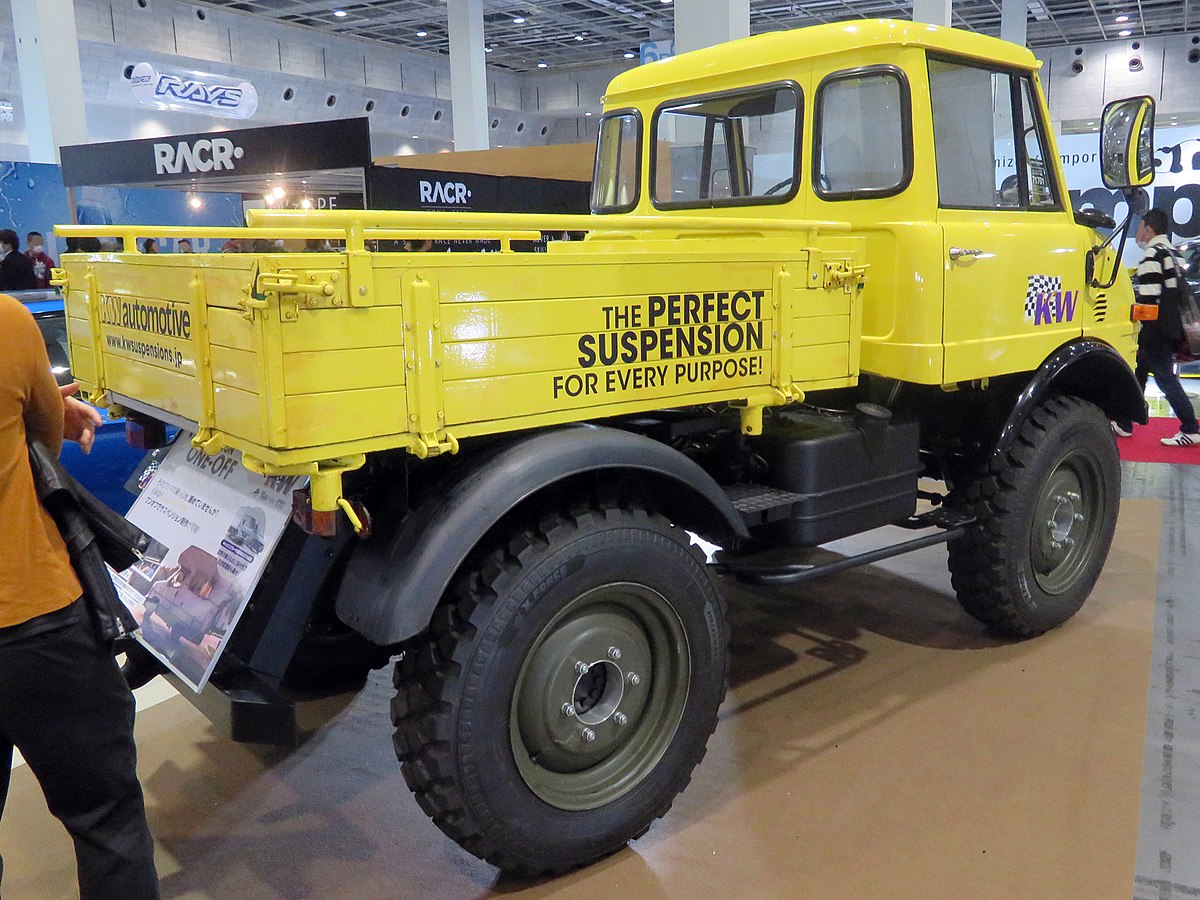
[814,66,913,200]
[591,110,642,214]
[650,83,802,209]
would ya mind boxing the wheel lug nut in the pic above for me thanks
[581,728,596,743]
[1051,541,1062,551]
[614,712,628,726]
[1066,492,1081,503]
[561,703,576,718]
[626,672,640,686]
[1063,537,1075,549]
[1074,513,1084,523]
[608,646,622,661]
[574,661,590,675]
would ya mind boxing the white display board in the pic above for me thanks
[111,435,303,691]
[1057,125,1200,264]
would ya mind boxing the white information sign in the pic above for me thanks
[111,435,302,691]
[1055,125,1200,265]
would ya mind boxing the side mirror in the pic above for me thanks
[1100,96,1155,189]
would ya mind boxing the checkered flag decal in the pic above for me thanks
[1025,274,1061,320]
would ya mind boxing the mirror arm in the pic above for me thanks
[1089,210,1134,289]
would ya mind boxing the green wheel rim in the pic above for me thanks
[509,582,691,811]
[1029,448,1106,595]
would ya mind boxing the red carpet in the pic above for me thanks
[1117,417,1200,465]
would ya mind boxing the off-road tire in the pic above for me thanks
[947,395,1120,638]
[391,500,729,876]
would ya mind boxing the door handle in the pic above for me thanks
[949,247,984,261]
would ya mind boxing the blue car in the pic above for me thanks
[22,290,148,514]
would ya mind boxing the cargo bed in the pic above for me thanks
[57,210,866,510]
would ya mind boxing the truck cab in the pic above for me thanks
[593,20,1135,386]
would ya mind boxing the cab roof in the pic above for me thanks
[604,18,1038,102]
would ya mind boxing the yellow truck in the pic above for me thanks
[57,20,1155,876]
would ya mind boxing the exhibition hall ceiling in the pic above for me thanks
[196,0,1197,71]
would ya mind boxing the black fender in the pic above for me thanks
[336,424,748,645]
[995,338,1147,459]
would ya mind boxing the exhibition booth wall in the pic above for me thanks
[0,0,1198,160]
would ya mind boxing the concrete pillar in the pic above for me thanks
[11,0,88,163]
[912,0,952,27]
[447,0,488,152]
[674,0,750,54]
[1000,0,1028,46]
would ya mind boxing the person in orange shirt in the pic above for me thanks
[0,295,159,897]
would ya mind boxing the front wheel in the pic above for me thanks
[947,394,1121,638]
[391,501,729,875]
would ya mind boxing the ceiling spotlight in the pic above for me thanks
[585,111,593,116]
[300,197,314,209]
[1115,13,1129,22]
[537,61,548,68]
[1119,28,1132,36]
[624,51,636,58]
[416,29,428,36]
[574,34,584,41]
[187,193,203,210]
[332,8,346,16]
[412,134,419,139]
[661,0,672,4]
[271,185,286,200]
[485,46,493,52]
[513,16,525,24]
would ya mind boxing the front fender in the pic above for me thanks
[336,424,747,645]
[995,338,1146,459]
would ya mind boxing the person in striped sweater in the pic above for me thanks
[1113,208,1200,446]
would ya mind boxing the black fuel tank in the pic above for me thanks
[754,404,921,546]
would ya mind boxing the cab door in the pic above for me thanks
[929,58,1091,383]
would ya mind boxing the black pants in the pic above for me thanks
[0,603,159,899]
[1116,341,1200,434]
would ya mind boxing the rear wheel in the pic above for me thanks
[391,501,728,875]
[947,395,1120,637]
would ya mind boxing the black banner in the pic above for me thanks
[276,192,364,210]
[365,166,588,215]
[60,119,373,188]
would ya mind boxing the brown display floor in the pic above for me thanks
[0,500,1160,899]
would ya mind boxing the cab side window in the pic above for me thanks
[928,57,1059,210]
[651,83,801,209]
[814,67,912,199]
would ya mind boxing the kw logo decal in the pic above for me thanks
[1024,274,1079,326]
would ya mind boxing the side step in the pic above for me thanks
[724,483,808,527]
[719,506,976,587]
